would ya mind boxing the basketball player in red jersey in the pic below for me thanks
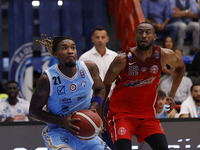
[99,22,186,150]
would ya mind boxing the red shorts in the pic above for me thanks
[107,117,165,143]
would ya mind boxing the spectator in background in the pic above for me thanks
[0,82,8,100]
[79,26,117,150]
[162,36,182,75]
[196,0,200,21]
[187,51,200,84]
[0,81,34,122]
[156,90,177,118]
[169,0,199,55]
[179,83,200,118]
[141,0,178,41]
[160,66,192,105]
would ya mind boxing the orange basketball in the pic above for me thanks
[72,109,102,140]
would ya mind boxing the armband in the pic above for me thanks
[91,96,103,108]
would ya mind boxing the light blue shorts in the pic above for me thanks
[42,125,111,150]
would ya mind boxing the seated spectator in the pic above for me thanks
[179,83,200,118]
[187,50,200,84]
[0,82,8,100]
[169,0,200,55]
[196,0,200,19]
[0,81,35,122]
[141,0,178,41]
[162,36,182,75]
[159,66,193,104]
[156,90,177,118]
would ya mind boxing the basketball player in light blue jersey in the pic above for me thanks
[29,35,110,150]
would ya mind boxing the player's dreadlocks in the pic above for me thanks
[36,34,75,56]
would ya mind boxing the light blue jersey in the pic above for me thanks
[42,61,110,150]
[45,61,93,120]
[156,104,170,119]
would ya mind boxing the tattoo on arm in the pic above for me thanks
[88,64,99,74]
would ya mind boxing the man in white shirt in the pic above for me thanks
[159,66,192,104]
[79,26,118,150]
[79,26,118,82]
[179,83,200,118]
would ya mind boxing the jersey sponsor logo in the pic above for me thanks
[60,98,71,104]
[77,94,86,101]
[150,65,159,74]
[128,52,132,60]
[128,62,136,65]
[79,69,85,78]
[61,105,69,112]
[81,80,87,87]
[155,50,160,59]
[124,76,156,87]
[57,85,66,95]
[14,115,24,121]
[69,84,77,91]
[118,127,126,135]
[141,67,147,72]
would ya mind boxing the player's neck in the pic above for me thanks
[8,98,18,105]
[133,47,153,62]
[58,65,77,78]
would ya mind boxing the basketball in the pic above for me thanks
[72,109,102,140]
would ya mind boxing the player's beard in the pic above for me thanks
[65,62,76,67]
[137,39,154,51]
[193,96,200,103]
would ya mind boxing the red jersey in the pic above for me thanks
[108,45,162,119]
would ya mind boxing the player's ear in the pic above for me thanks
[53,52,58,58]
[91,36,94,43]
[154,33,157,41]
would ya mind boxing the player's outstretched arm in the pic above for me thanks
[98,53,126,130]
[29,73,80,135]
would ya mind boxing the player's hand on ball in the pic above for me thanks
[63,111,80,135]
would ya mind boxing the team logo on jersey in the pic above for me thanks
[57,85,66,95]
[81,80,87,87]
[118,127,126,135]
[79,69,85,78]
[69,84,77,91]
[77,94,86,101]
[127,52,132,60]
[150,65,159,74]
[155,50,160,59]
[17,109,22,113]
[141,67,147,72]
